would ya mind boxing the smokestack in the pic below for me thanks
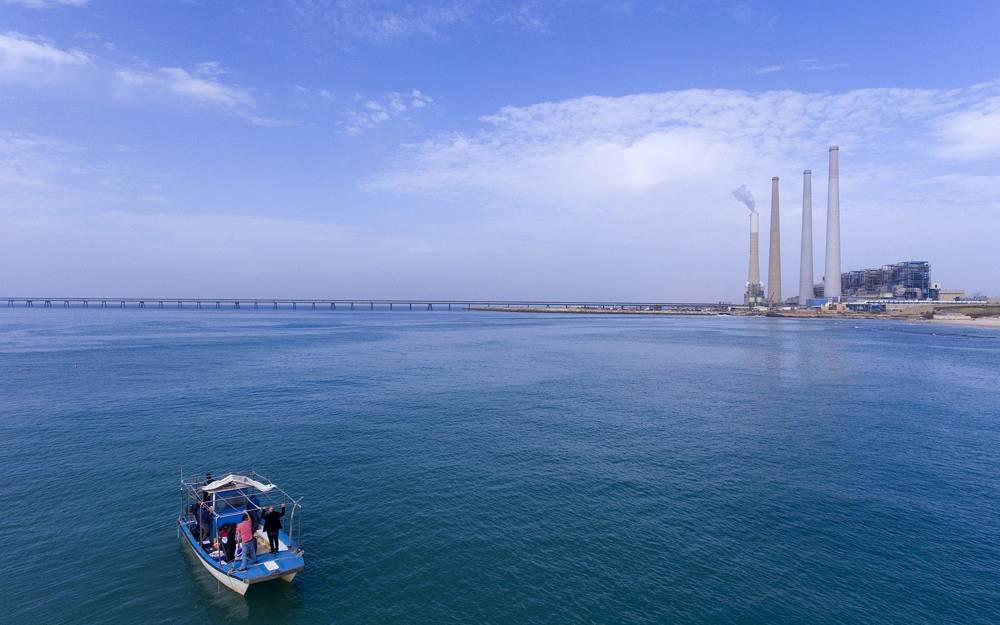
[798,169,813,305]
[733,185,763,306]
[824,146,841,299]
[767,176,781,304]
[749,212,760,287]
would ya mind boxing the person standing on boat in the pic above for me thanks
[201,472,213,503]
[236,512,256,571]
[197,501,212,542]
[219,524,236,563]
[261,504,286,554]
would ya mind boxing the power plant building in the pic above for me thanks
[839,261,932,299]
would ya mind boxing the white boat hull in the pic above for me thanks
[186,536,250,595]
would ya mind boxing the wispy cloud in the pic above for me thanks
[342,90,433,135]
[751,59,847,75]
[115,65,255,109]
[497,1,552,33]
[0,0,89,8]
[798,58,848,71]
[369,84,997,240]
[353,81,1000,295]
[114,64,298,126]
[289,0,474,43]
[938,96,1000,159]
[0,130,158,214]
[0,31,90,82]
[0,31,290,126]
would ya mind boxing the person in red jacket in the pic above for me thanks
[236,512,256,571]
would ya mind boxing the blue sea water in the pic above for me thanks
[1,309,999,624]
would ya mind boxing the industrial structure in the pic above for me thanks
[733,185,765,306]
[839,261,930,299]
[798,169,813,306]
[737,145,967,308]
[811,261,965,302]
[767,177,782,304]
[745,210,764,305]
[823,146,842,300]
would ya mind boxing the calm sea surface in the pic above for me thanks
[2,310,999,624]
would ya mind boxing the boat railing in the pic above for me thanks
[180,470,304,550]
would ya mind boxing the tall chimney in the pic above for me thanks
[824,147,841,300]
[749,212,760,287]
[767,176,781,304]
[798,169,813,305]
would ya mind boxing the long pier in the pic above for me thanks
[0,297,733,312]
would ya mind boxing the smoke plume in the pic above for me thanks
[732,185,756,213]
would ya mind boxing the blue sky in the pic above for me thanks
[1,0,998,300]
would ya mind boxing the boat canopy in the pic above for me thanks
[202,474,275,494]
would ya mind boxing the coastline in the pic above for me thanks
[470,306,759,316]
[471,306,1000,329]
[925,315,1000,329]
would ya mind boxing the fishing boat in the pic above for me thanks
[178,472,305,595]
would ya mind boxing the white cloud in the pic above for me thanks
[0,31,90,81]
[752,65,783,74]
[289,0,474,43]
[0,30,289,126]
[343,89,433,135]
[115,65,254,109]
[113,62,296,126]
[497,1,552,33]
[798,58,848,71]
[0,0,88,8]
[361,82,1000,297]
[937,96,1000,159]
[371,84,1000,203]
[3,79,999,299]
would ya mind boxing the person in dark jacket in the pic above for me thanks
[220,524,237,562]
[197,501,212,542]
[261,504,286,554]
[201,472,213,503]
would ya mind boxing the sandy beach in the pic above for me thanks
[929,315,1000,329]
